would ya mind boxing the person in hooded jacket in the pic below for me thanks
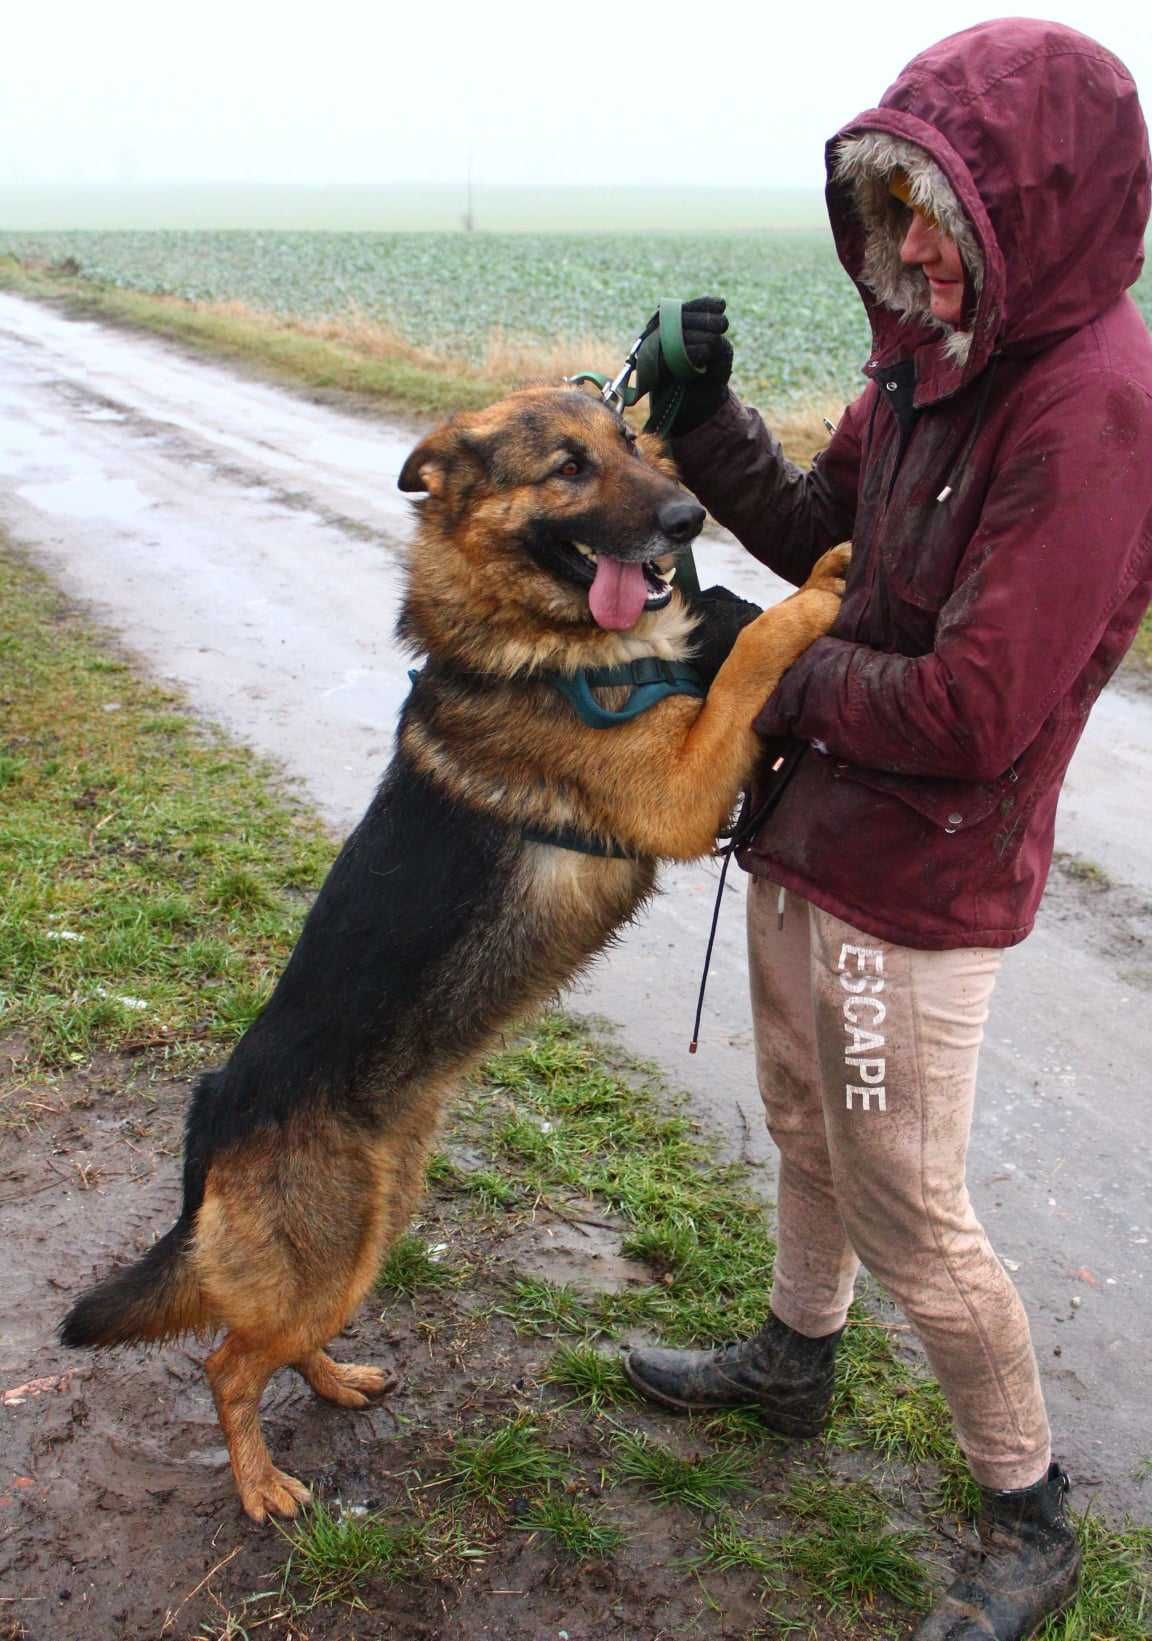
[622,19,1152,1640]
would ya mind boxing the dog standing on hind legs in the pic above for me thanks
[60,385,847,1522]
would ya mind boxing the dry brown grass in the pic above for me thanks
[206,300,621,393]
[215,301,838,461]
[770,400,841,466]
[212,299,444,367]
[157,296,838,462]
[479,324,623,384]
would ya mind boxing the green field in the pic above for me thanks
[2,217,1150,413]
[0,226,872,406]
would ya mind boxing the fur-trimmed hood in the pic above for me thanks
[825,20,1150,405]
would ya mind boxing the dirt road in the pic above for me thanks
[1,290,1149,1516]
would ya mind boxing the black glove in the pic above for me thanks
[683,584,762,687]
[645,296,734,437]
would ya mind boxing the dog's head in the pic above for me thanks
[398,387,705,647]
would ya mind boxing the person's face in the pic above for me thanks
[899,211,966,326]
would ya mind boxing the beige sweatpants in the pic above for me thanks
[747,878,1051,1491]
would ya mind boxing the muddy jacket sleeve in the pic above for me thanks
[758,375,1152,780]
[670,389,865,586]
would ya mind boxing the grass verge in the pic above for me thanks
[0,541,333,1068]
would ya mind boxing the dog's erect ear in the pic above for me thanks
[398,428,490,497]
[398,433,448,495]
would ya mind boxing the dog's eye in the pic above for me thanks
[556,458,583,478]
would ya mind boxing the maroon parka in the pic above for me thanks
[673,19,1152,949]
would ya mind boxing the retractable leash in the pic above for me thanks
[567,300,708,594]
[569,304,802,1052]
[687,743,807,1053]
[571,308,813,1050]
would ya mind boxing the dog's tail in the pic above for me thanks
[60,1218,206,1348]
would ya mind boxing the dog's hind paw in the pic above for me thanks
[239,1464,312,1524]
[296,1351,399,1410]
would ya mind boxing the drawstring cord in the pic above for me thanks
[688,744,807,1053]
[936,353,1002,502]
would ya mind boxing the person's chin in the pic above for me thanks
[928,287,964,326]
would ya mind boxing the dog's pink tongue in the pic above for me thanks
[588,556,649,630]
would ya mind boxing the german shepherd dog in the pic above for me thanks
[62,386,846,1522]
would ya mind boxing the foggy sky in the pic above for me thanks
[6,0,1150,189]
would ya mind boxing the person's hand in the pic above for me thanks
[675,296,734,382]
[644,296,734,436]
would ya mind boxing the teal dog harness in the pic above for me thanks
[406,657,706,859]
[548,657,705,728]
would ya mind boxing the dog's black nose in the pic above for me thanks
[657,498,706,544]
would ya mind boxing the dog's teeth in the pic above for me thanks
[654,564,677,583]
[573,543,598,562]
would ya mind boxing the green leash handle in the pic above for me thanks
[652,302,704,594]
[657,300,707,384]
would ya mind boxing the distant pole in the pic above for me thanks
[462,151,475,232]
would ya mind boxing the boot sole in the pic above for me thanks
[621,1354,825,1437]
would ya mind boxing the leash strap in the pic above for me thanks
[688,846,735,1055]
[656,301,703,382]
[631,301,706,454]
[521,823,633,860]
[648,303,703,594]
[688,743,808,1053]
[580,658,701,687]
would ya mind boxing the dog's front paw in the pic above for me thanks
[802,543,851,596]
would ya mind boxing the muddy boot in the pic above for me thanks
[914,1462,1082,1639]
[622,1313,842,1436]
